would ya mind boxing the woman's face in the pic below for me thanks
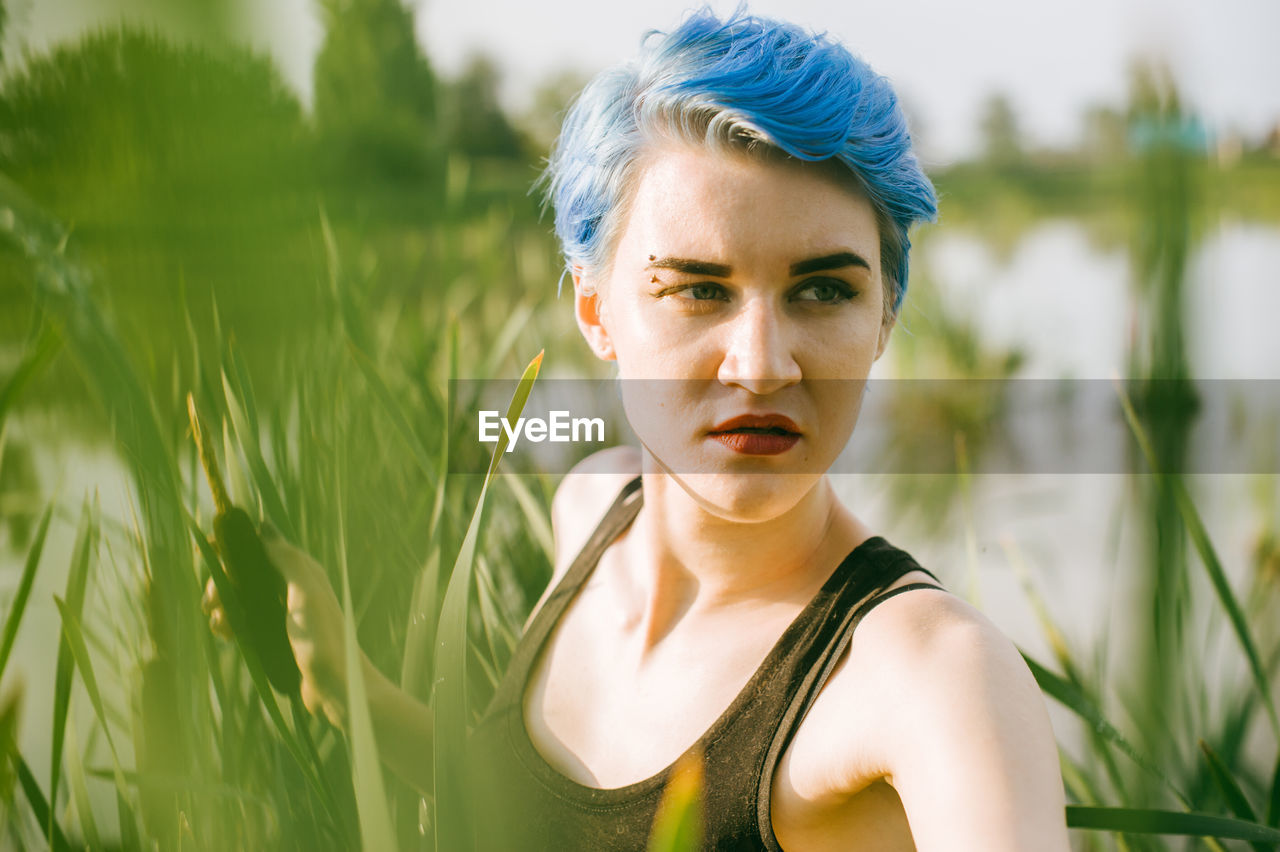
[575,144,891,522]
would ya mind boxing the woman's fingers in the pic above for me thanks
[202,577,234,640]
[209,607,234,640]
[201,577,219,614]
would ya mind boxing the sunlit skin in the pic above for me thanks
[564,142,894,639]
[578,144,889,531]
[205,143,1070,851]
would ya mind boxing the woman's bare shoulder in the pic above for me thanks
[827,585,1068,849]
[837,585,1040,737]
[521,447,641,632]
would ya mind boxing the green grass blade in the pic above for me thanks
[474,555,518,663]
[433,349,543,851]
[480,300,536,378]
[347,342,436,482]
[11,752,73,852]
[0,503,53,681]
[400,547,441,701]
[1199,740,1271,852]
[1200,740,1258,822]
[427,316,459,542]
[1005,538,1133,804]
[1115,379,1280,741]
[335,464,398,852]
[49,496,97,843]
[1022,652,1184,802]
[52,597,131,801]
[502,474,554,563]
[221,370,296,541]
[222,418,253,512]
[1267,752,1279,827]
[225,337,261,444]
[1067,805,1280,842]
[63,708,105,851]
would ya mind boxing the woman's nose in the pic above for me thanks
[716,299,802,394]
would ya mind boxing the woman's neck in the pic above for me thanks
[605,470,869,657]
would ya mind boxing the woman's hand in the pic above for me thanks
[201,527,350,729]
[201,525,435,792]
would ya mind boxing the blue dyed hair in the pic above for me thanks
[543,7,937,317]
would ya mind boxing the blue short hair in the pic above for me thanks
[543,7,938,317]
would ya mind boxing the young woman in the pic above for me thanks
[207,9,1069,850]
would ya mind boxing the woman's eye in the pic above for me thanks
[679,283,727,301]
[793,279,854,303]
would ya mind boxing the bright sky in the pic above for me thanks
[9,0,1280,160]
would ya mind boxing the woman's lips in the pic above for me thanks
[707,414,802,456]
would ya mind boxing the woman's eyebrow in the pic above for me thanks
[789,252,871,276]
[645,257,733,277]
[644,252,869,278]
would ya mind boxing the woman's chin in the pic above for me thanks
[662,470,826,524]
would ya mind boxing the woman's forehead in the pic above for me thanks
[619,145,881,268]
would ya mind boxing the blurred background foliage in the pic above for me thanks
[1,0,1279,849]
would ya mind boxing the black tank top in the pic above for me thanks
[466,476,943,851]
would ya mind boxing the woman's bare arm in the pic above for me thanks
[854,592,1069,851]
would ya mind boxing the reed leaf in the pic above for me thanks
[400,547,441,701]
[337,486,398,852]
[0,503,52,681]
[1198,740,1272,852]
[1022,652,1182,802]
[11,752,72,852]
[1067,805,1280,842]
[502,474,554,564]
[428,316,460,542]
[1115,378,1280,741]
[433,349,543,851]
[480,299,536,379]
[474,555,518,665]
[1267,753,1279,827]
[221,370,295,542]
[52,597,131,806]
[226,338,261,446]
[49,496,97,843]
[62,708,104,851]
[348,342,437,483]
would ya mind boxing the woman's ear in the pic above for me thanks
[573,269,616,362]
[874,315,895,362]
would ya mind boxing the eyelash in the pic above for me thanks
[658,279,857,304]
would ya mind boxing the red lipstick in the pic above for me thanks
[707,414,801,456]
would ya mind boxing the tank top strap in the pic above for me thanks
[755,544,944,851]
[485,474,642,713]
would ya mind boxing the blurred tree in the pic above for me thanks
[0,28,322,415]
[978,92,1023,166]
[313,0,438,183]
[440,53,528,160]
